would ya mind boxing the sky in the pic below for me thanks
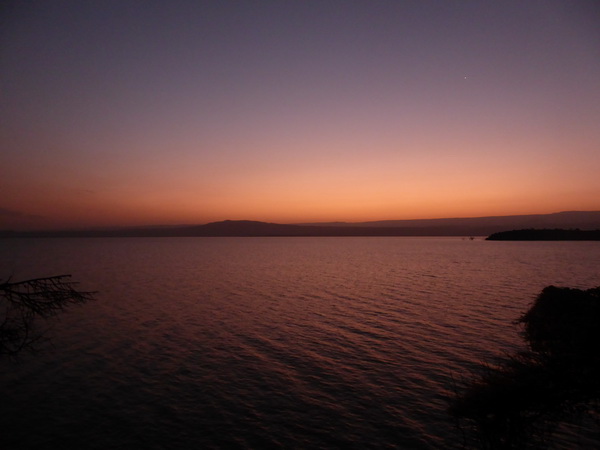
[1,0,599,230]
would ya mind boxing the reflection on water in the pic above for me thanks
[1,237,599,449]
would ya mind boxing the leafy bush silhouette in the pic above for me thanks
[449,286,600,449]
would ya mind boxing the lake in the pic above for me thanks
[1,237,599,449]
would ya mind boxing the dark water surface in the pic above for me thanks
[1,237,599,449]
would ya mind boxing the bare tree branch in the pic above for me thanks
[0,275,95,357]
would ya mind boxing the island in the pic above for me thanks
[486,229,600,241]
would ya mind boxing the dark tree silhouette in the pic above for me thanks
[0,275,94,357]
[449,286,600,449]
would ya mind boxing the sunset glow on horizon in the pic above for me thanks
[2,1,599,230]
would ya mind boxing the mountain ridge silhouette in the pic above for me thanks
[2,211,600,238]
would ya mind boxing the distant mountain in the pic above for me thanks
[2,211,600,238]
[298,211,600,235]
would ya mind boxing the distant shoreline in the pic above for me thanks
[486,229,600,241]
[0,225,484,238]
[2,211,600,238]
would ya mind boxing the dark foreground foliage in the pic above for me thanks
[0,275,94,357]
[449,286,600,449]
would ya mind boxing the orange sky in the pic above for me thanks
[1,1,599,230]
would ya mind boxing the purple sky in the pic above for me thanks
[2,1,599,229]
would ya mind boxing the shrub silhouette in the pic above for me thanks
[521,286,600,358]
[449,286,600,449]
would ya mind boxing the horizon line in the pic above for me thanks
[3,210,600,234]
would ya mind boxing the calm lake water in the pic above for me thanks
[1,237,599,449]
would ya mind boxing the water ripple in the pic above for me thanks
[1,237,599,448]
